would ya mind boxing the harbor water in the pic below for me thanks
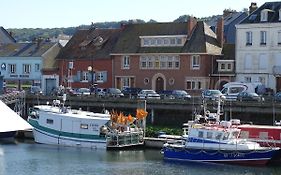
[1,140,281,175]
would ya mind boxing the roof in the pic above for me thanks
[222,44,235,60]
[0,41,57,57]
[0,27,16,44]
[240,2,281,24]
[56,28,121,60]
[112,21,222,55]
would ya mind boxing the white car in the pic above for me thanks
[137,90,160,99]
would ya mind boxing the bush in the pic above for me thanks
[145,125,182,137]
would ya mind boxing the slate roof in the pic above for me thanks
[0,42,56,57]
[112,21,222,55]
[56,28,121,60]
[0,27,16,43]
[240,2,281,24]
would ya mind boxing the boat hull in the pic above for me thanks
[163,146,278,166]
[32,127,107,149]
[0,131,17,139]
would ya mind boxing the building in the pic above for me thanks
[56,28,121,89]
[236,2,281,92]
[111,18,223,94]
[0,39,61,94]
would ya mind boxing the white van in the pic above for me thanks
[221,82,262,101]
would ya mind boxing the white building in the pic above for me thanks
[236,2,281,92]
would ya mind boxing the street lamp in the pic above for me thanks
[87,66,94,95]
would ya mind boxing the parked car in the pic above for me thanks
[159,90,174,99]
[237,92,264,102]
[202,89,225,101]
[105,88,124,98]
[137,90,160,99]
[76,88,91,96]
[122,87,142,99]
[171,90,191,100]
[94,88,107,98]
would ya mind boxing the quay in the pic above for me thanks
[25,95,281,126]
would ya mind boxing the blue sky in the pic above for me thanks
[1,0,270,28]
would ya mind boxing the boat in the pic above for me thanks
[0,100,32,140]
[27,95,147,149]
[162,96,280,166]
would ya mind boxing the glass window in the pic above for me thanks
[35,64,40,72]
[122,56,130,69]
[246,31,252,45]
[80,124,88,129]
[23,64,31,74]
[46,119,53,124]
[207,132,213,139]
[82,72,88,81]
[198,131,204,138]
[215,133,222,140]
[9,64,16,74]
[192,55,200,69]
[260,31,266,45]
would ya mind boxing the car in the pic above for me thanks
[105,88,124,98]
[122,87,142,99]
[94,88,107,98]
[159,90,174,99]
[237,92,264,102]
[171,90,191,100]
[76,88,91,96]
[202,89,225,101]
[137,89,161,99]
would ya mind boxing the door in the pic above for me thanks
[156,77,164,92]
[46,78,56,95]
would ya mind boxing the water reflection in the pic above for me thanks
[0,141,281,175]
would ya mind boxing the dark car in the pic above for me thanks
[171,90,191,100]
[122,87,142,99]
[237,92,264,102]
[105,88,124,98]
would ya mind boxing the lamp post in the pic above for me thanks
[88,66,94,95]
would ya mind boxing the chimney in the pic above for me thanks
[249,2,258,14]
[120,23,126,30]
[187,16,197,37]
[216,17,224,47]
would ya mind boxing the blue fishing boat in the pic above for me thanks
[162,96,280,166]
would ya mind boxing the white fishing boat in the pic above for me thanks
[162,96,280,166]
[27,95,147,149]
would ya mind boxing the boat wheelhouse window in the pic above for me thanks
[207,132,213,139]
[46,119,53,124]
[223,132,230,140]
[198,131,204,138]
[231,131,239,139]
[240,131,249,139]
[259,132,268,139]
[215,133,222,140]
[80,124,88,129]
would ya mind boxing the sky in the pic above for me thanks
[1,0,272,29]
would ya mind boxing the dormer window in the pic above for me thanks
[261,9,268,22]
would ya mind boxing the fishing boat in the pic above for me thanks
[27,95,147,149]
[162,96,280,166]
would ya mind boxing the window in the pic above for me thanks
[46,119,53,124]
[80,124,88,129]
[261,10,268,22]
[246,31,252,45]
[35,64,40,72]
[23,64,31,74]
[96,72,104,82]
[198,131,204,138]
[207,132,213,139]
[244,55,252,70]
[215,133,222,140]
[122,56,130,69]
[260,31,267,45]
[259,77,265,84]
[227,63,232,70]
[186,80,196,89]
[279,9,281,21]
[9,64,16,74]
[192,55,200,69]
[259,54,267,69]
[82,72,88,81]
[259,132,268,139]
[122,77,130,88]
